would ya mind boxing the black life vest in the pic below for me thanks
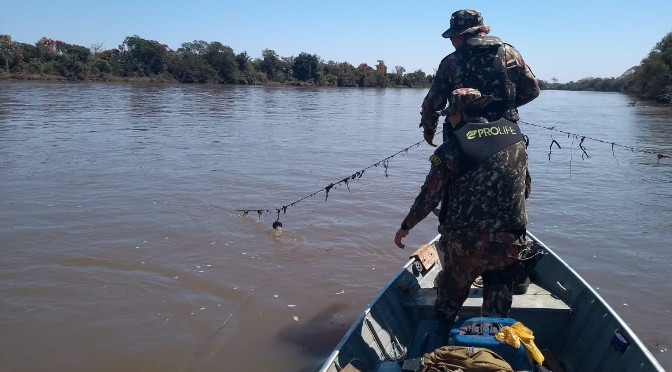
[438,118,528,232]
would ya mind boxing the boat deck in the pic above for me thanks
[409,283,569,310]
[407,283,570,315]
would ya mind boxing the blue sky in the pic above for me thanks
[2,0,671,83]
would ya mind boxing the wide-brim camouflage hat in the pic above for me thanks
[442,9,491,38]
[445,88,494,113]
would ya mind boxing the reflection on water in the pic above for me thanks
[634,104,672,150]
[0,82,670,371]
[276,302,351,359]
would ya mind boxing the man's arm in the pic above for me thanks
[395,152,450,248]
[420,56,457,145]
[505,45,540,108]
[420,85,444,134]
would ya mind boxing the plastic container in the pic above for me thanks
[449,317,534,371]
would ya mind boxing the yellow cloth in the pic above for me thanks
[494,321,545,365]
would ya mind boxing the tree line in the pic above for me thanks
[539,32,672,103]
[2,32,670,103]
[0,35,432,88]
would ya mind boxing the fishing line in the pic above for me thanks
[569,137,574,179]
[235,136,427,223]
[519,120,670,161]
[237,120,670,225]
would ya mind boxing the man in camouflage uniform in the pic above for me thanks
[395,88,531,326]
[421,9,540,146]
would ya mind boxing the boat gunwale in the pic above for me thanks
[318,255,419,372]
[526,232,664,370]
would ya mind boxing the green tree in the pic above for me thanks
[19,43,41,62]
[259,49,282,81]
[204,42,239,83]
[319,60,341,86]
[169,40,218,83]
[292,52,319,82]
[624,32,672,102]
[167,53,217,83]
[0,35,20,71]
[334,62,358,87]
[393,65,405,85]
[120,35,169,76]
[401,69,425,87]
[178,40,209,56]
[235,51,255,83]
[51,43,92,79]
[57,43,91,63]
[98,48,123,76]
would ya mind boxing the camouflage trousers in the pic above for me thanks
[434,229,528,326]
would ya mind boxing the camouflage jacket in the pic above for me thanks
[420,35,540,135]
[401,117,530,234]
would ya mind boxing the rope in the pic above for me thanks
[236,120,670,221]
[519,120,671,162]
[235,136,427,220]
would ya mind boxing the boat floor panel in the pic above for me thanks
[408,283,570,311]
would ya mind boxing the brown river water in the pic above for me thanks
[1,81,671,371]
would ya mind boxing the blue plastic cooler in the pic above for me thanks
[449,317,534,371]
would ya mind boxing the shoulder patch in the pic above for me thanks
[429,154,442,166]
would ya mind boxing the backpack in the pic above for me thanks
[459,36,517,122]
[418,346,514,372]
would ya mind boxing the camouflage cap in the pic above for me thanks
[445,88,494,114]
[442,9,491,38]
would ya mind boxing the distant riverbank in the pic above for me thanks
[0,72,350,87]
[1,71,179,84]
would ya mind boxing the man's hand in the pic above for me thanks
[394,228,409,249]
[423,131,437,147]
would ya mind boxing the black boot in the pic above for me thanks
[513,274,530,295]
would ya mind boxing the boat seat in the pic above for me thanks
[406,283,570,312]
